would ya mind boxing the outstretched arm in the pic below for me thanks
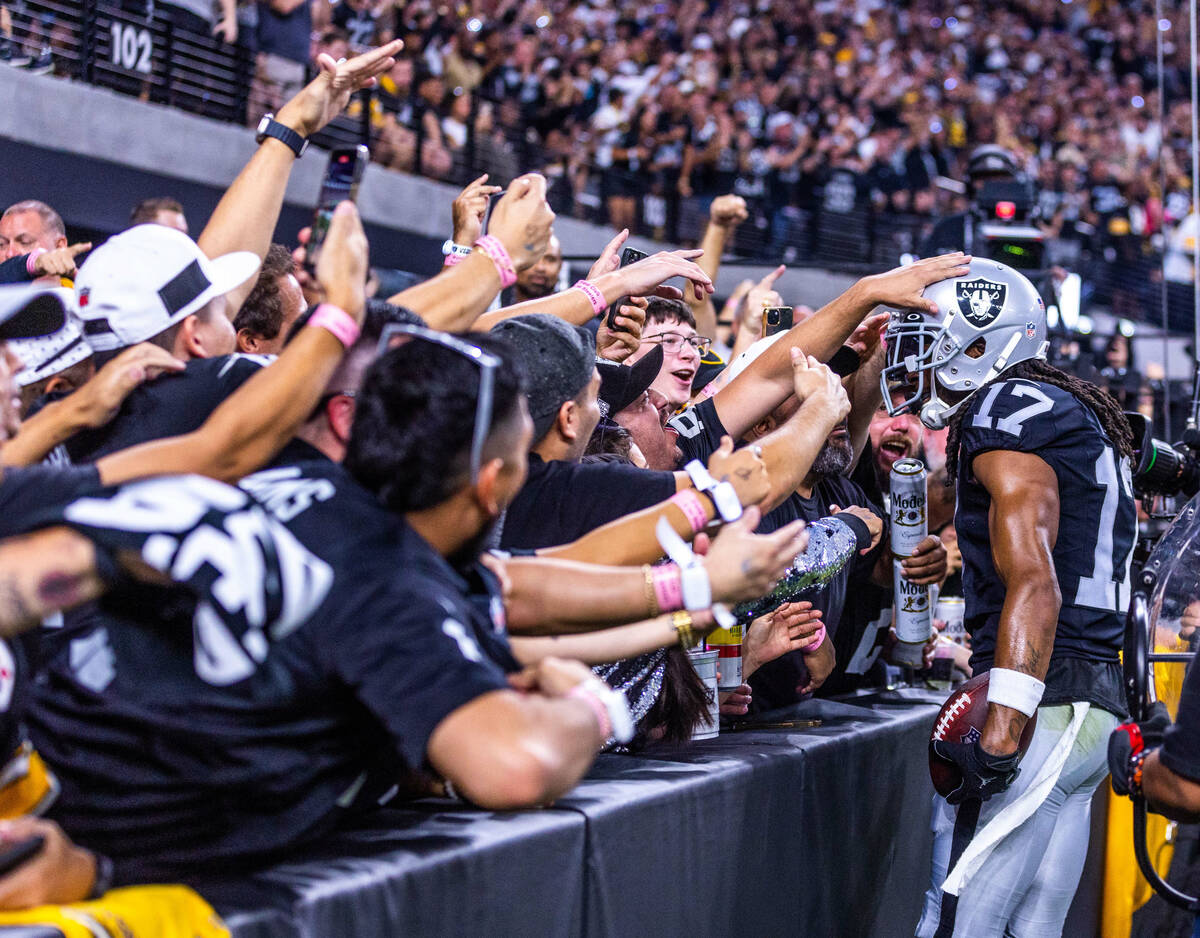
[973,449,1061,756]
[198,41,402,318]
[688,195,749,339]
[712,253,971,442]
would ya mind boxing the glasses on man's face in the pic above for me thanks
[377,324,500,483]
[642,331,712,356]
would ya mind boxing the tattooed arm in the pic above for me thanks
[0,528,108,637]
[973,450,1062,756]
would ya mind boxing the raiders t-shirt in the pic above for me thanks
[64,354,269,462]
[28,445,517,884]
[667,397,728,467]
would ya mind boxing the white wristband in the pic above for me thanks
[679,563,713,611]
[986,667,1045,718]
[683,460,743,522]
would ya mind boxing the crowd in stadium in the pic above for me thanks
[3,0,1198,277]
[0,40,972,904]
[0,0,1197,929]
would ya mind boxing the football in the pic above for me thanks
[928,672,1038,797]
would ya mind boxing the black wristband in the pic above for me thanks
[255,116,308,157]
[836,512,873,552]
[88,853,114,899]
[828,345,862,377]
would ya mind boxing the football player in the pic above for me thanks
[882,258,1137,937]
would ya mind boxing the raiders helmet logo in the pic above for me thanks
[955,278,1007,327]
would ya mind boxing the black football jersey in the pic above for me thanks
[955,377,1135,713]
[26,446,516,884]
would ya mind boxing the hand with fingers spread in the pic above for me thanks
[706,435,770,509]
[743,601,825,679]
[315,201,370,320]
[900,534,948,585]
[76,343,186,428]
[860,252,972,313]
[32,242,91,278]
[0,817,97,910]
[830,504,883,554]
[276,40,404,139]
[452,173,503,246]
[596,296,647,362]
[598,250,714,303]
[587,228,630,281]
[702,508,809,603]
[486,173,557,271]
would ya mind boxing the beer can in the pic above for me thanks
[891,458,931,660]
[686,648,720,739]
[706,621,743,690]
[935,596,966,645]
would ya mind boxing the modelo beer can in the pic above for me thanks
[935,596,967,646]
[891,458,930,667]
[707,622,743,690]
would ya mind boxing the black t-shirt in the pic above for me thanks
[956,378,1135,716]
[64,354,268,463]
[499,454,677,550]
[748,474,885,712]
[29,447,516,884]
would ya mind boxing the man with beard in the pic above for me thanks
[742,404,947,709]
[509,235,564,304]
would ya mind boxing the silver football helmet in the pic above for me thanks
[881,258,1049,429]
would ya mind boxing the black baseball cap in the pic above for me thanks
[596,344,663,415]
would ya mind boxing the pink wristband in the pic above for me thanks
[473,235,517,288]
[573,279,607,318]
[309,303,361,349]
[670,490,709,534]
[801,624,827,653]
[652,563,684,613]
[443,252,465,267]
[25,248,46,276]
[568,684,612,740]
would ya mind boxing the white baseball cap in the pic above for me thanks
[9,293,93,388]
[75,224,260,353]
[0,282,68,342]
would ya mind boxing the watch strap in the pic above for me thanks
[257,116,308,157]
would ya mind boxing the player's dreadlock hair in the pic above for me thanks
[945,358,1134,481]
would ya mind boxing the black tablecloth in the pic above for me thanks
[213,692,942,938]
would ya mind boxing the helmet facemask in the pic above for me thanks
[880,310,969,431]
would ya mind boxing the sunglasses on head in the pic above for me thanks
[377,324,501,483]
